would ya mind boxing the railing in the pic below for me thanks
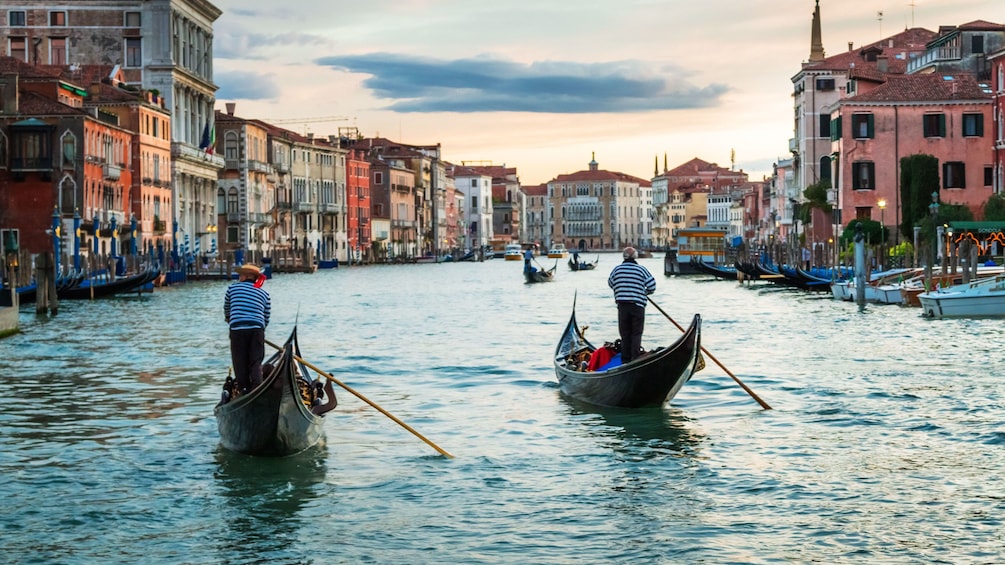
[248,160,274,174]
[103,163,121,180]
[295,202,315,213]
[10,157,51,170]
[319,203,339,214]
[249,212,273,225]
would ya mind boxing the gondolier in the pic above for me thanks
[607,246,656,363]
[224,263,271,393]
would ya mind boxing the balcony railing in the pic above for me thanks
[248,160,274,174]
[10,157,51,171]
[319,203,339,214]
[295,202,315,213]
[249,212,273,225]
[103,163,121,180]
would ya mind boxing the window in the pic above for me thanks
[972,35,984,54]
[125,11,141,27]
[50,38,66,65]
[471,195,477,211]
[985,166,993,187]
[852,161,875,190]
[8,10,25,26]
[816,78,835,91]
[125,38,141,67]
[9,37,26,61]
[923,114,946,137]
[943,162,966,188]
[962,113,983,137]
[227,188,239,214]
[820,156,831,183]
[851,113,874,139]
[61,133,75,169]
[373,171,383,185]
[49,11,66,26]
[819,114,831,138]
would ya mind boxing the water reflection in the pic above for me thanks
[212,442,329,560]
[561,395,705,455]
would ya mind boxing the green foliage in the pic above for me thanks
[899,154,940,240]
[799,180,831,225]
[839,219,884,245]
[984,194,1005,221]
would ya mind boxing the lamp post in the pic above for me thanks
[928,191,940,267]
[877,198,886,269]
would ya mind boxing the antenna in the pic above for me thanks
[877,11,883,38]
[908,1,915,28]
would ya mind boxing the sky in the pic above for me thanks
[210,0,1001,186]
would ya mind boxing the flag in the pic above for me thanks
[199,121,215,154]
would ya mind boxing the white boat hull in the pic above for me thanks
[918,275,1005,317]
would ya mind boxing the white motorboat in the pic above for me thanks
[918,274,1005,318]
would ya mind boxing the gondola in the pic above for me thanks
[214,328,337,456]
[553,302,703,408]
[525,262,556,283]
[57,265,161,300]
[568,255,599,271]
[690,257,737,280]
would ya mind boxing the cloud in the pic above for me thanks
[215,70,281,101]
[214,29,335,60]
[315,53,729,113]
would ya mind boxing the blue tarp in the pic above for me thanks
[599,353,623,371]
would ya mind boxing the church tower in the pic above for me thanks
[809,0,825,62]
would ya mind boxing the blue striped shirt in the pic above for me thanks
[608,261,656,306]
[224,281,271,330]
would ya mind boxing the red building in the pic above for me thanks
[0,57,135,271]
[345,148,371,262]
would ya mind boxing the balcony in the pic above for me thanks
[172,141,225,169]
[248,160,274,174]
[276,200,292,210]
[103,163,121,180]
[249,212,273,225]
[319,203,339,214]
[295,202,315,213]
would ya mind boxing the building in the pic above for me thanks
[831,72,994,228]
[450,164,494,251]
[0,0,226,253]
[992,48,1005,193]
[790,0,934,233]
[549,154,650,251]
[521,183,548,250]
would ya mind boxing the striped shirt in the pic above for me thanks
[608,260,656,307]
[224,281,271,330]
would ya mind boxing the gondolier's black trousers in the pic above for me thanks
[230,327,265,392]
[616,301,646,363]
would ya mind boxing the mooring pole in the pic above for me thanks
[854,222,866,310]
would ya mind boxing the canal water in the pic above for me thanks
[1,255,1003,564]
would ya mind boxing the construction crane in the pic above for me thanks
[263,116,353,136]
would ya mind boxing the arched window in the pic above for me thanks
[227,187,239,214]
[224,131,239,161]
[820,156,832,183]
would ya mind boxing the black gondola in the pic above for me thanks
[568,255,599,271]
[214,328,337,456]
[690,257,737,280]
[525,262,556,283]
[553,303,703,408]
[57,266,161,300]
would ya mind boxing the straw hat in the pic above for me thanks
[234,263,261,277]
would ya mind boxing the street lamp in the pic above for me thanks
[877,198,886,269]
[928,191,940,266]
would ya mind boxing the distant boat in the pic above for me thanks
[504,243,523,261]
[547,243,568,259]
[568,255,598,271]
[664,228,729,275]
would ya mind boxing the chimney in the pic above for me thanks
[848,42,854,52]
[225,102,235,115]
[877,55,888,73]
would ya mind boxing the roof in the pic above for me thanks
[848,72,991,103]
[797,27,937,76]
[552,169,651,187]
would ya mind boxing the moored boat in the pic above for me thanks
[918,273,1005,318]
[553,303,702,408]
[214,328,337,456]
[547,243,568,259]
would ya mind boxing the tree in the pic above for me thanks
[801,180,832,224]
[984,194,1005,221]
[899,154,940,241]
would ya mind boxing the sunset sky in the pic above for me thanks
[210,0,1001,186]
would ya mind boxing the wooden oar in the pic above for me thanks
[265,339,455,458]
[646,297,773,410]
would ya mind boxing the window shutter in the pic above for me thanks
[867,115,875,138]
[939,115,946,138]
